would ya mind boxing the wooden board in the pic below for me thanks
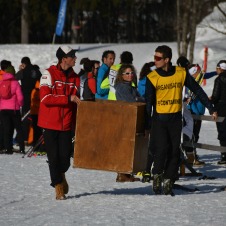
[183,141,226,152]
[191,114,225,122]
[73,100,149,173]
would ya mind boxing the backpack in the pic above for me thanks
[0,80,12,99]
[83,78,95,101]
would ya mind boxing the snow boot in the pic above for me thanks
[186,152,194,165]
[61,173,69,194]
[218,153,226,165]
[163,179,174,195]
[55,183,66,200]
[116,173,140,182]
[193,154,205,166]
[5,149,13,155]
[152,174,163,195]
[186,152,205,166]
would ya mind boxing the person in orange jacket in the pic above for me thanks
[30,80,42,148]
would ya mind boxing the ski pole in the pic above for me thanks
[21,110,31,121]
[22,134,44,158]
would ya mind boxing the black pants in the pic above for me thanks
[0,110,24,151]
[0,116,4,150]
[146,135,154,172]
[151,119,182,180]
[43,129,72,187]
[216,119,226,146]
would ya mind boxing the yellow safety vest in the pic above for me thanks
[147,66,186,113]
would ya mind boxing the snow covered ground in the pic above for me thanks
[0,4,226,226]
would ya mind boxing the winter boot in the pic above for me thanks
[61,173,69,194]
[186,152,194,165]
[218,153,226,165]
[193,154,205,166]
[116,173,140,182]
[55,183,66,200]
[5,149,13,155]
[163,179,174,195]
[152,174,163,195]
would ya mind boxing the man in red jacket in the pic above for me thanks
[38,46,80,200]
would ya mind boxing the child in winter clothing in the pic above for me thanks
[183,64,206,166]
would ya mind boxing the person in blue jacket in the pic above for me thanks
[95,50,115,99]
[138,61,156,98]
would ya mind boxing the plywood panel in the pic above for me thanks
[73,100,148,173]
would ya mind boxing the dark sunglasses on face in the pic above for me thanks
[123,71,134,75]
[154,55,164,61]
[95,67,99,69]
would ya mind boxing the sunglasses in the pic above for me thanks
[95,67,99,69]
[154,55,164,61]
[123,71,134,75]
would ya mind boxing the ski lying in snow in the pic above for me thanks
[173,184,199,192]
[22,135,44,158]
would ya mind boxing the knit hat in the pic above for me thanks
[177,56,190,68]
[56,46,77,60]
[217,60,226,70]
[120,51,133,64]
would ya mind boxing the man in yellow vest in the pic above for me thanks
[145,45,217,195]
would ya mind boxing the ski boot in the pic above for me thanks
[163,179,174,195]
[141,171,152,183]
[152,174,163,195]
[218,153,226,165]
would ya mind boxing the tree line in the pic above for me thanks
[0,0,225,59]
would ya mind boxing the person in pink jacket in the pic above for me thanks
[0,69,24,154]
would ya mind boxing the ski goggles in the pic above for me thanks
[154,55,164,61]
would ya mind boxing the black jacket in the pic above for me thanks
[16,64,41,112]
[211,71,226,116]
[145,64,215,127]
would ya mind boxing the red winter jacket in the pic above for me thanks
[38,64,80,131]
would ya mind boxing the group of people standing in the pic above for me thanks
[0,57,41,155]
[0,44,225,199]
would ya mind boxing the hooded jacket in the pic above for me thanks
[0,73,24,110]
[38,64,80,131]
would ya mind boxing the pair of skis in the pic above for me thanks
[22,135,75,158]
[22,135,44,158]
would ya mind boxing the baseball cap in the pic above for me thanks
[56,46,77,60]
[216,60,226,70]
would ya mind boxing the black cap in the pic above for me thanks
[56,46,77,60]
[177,56,190,68]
